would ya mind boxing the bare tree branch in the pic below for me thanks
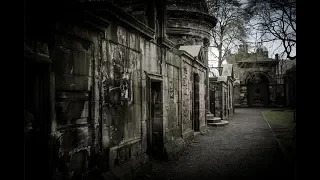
[245,0,296,60]
[207,0,247,67]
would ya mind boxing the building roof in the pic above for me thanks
[238,56,276,63]
[179,45,202,58]
[217,76,228,82]
[209,68,220,77]
[221,64,233,77]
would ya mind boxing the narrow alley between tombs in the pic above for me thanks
[147,108,295,180]
[24,1,296,179]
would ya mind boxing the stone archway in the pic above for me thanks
[245,72,270,107]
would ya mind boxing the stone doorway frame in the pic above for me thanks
[245,72,271,107]
[145,72,165,159]
[193,73,200,132]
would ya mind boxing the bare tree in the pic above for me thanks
[245,0,296,60]
[207,0,248,68]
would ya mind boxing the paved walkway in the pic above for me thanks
[149,108,295,180]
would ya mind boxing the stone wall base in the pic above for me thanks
[182,130,194,142]
[199,125,207,132]
[164,137,187,158]
[101,153,152,180]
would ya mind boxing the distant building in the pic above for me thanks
[226,45,285,107]
[207,64,235,126]
[276,58,296,84]
[283,63,296,109]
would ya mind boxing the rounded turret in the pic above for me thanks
[166,0,217,47]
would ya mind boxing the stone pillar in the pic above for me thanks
[269,84,277,107]
[203,46,210,118]
[240,85,248,107]
[220,84,223,119]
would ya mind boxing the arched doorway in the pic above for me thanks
[246,72,270,107]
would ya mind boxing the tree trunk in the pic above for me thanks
[218,46,223,75]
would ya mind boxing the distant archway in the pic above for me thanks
[245,72,270,107]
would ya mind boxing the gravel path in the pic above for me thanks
[149,108,295,180]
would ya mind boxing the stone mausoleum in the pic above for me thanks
[227,45,285,108]
[207,64,235,126]
[24,0,217,179]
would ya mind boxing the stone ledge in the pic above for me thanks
[164,137,187,158]
[109,139,142,169]
[207,120,229,127]
[199,125,207,132]
[182,130,194,142]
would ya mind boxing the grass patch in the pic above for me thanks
[262,110,296,164]
[261,110,295,128]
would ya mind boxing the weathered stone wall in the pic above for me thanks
[209,81,221,118]
[102,24,147,170]
[181,58,193,133]
[237,64,278,107]
[234,81,241,107]
[210,79,233,119]
[238,66,276,84]
[51,22,101,180]
[166,0,216,47]
[275,84,285,107]
[221,83,228,119]
[163,51,182,144]
[239,85,248,107]
[25,1,212,179]
[180,57,207,134]
[227,80,234,115]
[49,21,161,179]
[193,67,206,131]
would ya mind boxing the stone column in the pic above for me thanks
[203,40,210,119]
[240,85,248,107]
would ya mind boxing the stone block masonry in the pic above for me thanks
[24,1,216,179]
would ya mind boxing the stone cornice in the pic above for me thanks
[237,61,278,68]
[83,10,111,31]
[24,51,51,64]
[166,27,211,38]
[160,37,175,49]
[145,72,163,81]
[179,50,194,60]
[83,2,155,39]
[167,9,217,28]
[179,50,207,69]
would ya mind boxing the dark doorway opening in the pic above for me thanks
[24,60,51,179]
[247,73,269,107]
[209,88,215,116]
[224,92,227,116]
[147,80,165,160]
[193,74,200,132]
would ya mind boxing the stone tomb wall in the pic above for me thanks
[48,21,208,179]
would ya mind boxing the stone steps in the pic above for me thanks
[206,114,216,119]
[207,120,229,127]
[207,118,222,124]
[206,111,228,126]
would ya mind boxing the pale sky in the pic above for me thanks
[208,39,296,68]
[208,0,296,68]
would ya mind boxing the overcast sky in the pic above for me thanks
[208,0,296,68]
